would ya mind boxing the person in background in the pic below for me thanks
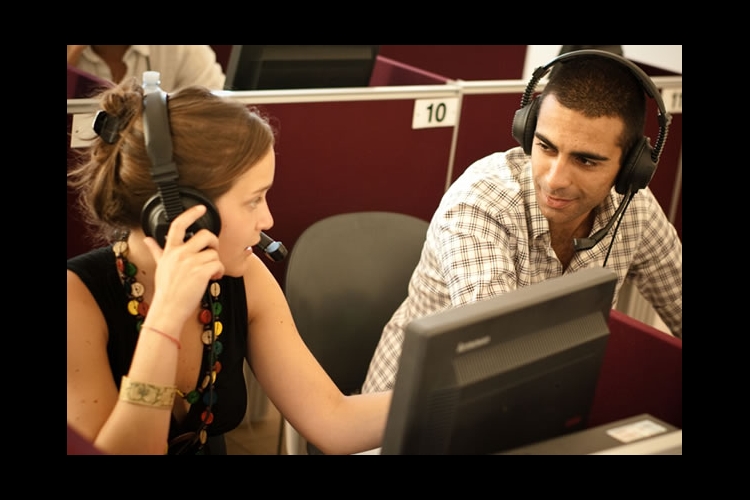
[67,45,225,92]
[362,50,682,394]
[67,76,390,454]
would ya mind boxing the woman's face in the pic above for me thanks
[214,147,276,277]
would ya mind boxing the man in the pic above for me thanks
[362,50,682,393]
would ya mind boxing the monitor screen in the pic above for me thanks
[223,45,380,91]
[380,267,618,455]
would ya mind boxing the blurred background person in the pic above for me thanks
[67,45,225,92]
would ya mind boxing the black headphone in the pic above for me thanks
[511,49,671,195]
[140,72,221,247]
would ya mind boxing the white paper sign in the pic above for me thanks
[70,113,97,148]
[412,98,459,129]
[661,88,682,114]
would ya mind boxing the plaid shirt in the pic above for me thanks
[362,147,682,393]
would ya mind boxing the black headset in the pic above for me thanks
[511,49,671,196]
[140,76,221,248]
[139,73,287,261]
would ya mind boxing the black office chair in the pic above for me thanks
[279,211,429,454]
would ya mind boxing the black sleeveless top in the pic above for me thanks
[67,246,249,449]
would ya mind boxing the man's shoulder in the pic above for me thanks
[453,147,529,196]
[438,148,531,224]
[467,146,528,168]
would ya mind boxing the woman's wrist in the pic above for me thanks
[119,375,176,408]
[142,325,181,349]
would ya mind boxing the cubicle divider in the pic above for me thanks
[449,81,527,189]
[589,309,682,429]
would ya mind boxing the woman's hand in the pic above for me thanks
[143,205,225,327]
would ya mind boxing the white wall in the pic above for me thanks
[523,45,682,80]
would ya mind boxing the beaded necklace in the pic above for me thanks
[113,234,223,455]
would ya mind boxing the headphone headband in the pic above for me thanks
[140,71,221,247]
[522,49,671,164]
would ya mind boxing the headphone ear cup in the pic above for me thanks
[614,137,657,195]
[141,187,222,248]
[512,98,539,154]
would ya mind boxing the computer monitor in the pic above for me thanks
[223,45,380,91]
[380,267,618,455]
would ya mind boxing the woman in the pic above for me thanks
[67,75,390,455]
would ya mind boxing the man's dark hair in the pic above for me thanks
[559,45,623,57]
[540,54,647,162]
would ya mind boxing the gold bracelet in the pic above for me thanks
[119,375,176,409]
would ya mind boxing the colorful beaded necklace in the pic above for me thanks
[113,234,223,455]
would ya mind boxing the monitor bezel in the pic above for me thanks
[381,267,618,455]
[223,45,380,91]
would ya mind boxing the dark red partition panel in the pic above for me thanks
[588,309,682,429]
[369,55,450,86]
[250,99,453,285]
[452,92,522,183]
[379,45,527,81]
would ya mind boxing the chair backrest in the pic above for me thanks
[284,211,429,396]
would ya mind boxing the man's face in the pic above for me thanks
[530,95,624,232]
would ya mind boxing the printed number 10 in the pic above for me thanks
[412,97,457,129]
[426,102,447,123]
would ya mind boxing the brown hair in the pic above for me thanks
[68,77,275,244]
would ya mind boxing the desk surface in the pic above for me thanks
[502,413,680,455]
[356,414,681,455]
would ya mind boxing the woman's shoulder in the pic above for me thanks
[67,246,114,273]
[67,246,120,303]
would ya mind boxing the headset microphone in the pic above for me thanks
[573,190,634,251]
[254,232,288,262]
